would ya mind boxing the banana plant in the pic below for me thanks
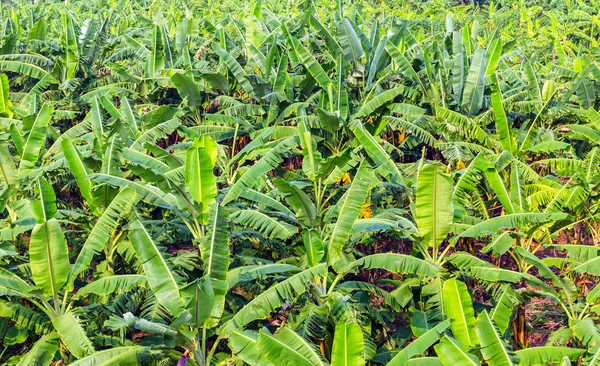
[0,178,151,364]
[230,322,366,366]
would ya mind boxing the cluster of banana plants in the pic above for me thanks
[3,0,600,364]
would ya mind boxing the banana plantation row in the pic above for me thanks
[0,0,599,364]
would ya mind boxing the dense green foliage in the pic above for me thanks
[2,0,600,364]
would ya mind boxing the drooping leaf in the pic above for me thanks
[16,332,59,366]
[231,209,297,240]
[227,264,301,288]
[172,73,202,110]
[476,311,516,366]
[213,42,255,96]
[289,36,331,90]
[222,264,327,336]
[68,346,147,366]
[69,187,138,284]
[230,330,274,366]
[349,120,403,184]
[274,178,316,227]
[338,19,364,63]
[458,213,569,238]
[130,118,181,150]
[328,162,374,266]
[339,253,440,278]
[61,139,97,211]
[514,347,584,366]
[73,275,147,299]
[130,219,184,316]
[89,174,176,209]
[354,87,405,118]
[223,137,297,204]
[434,336,480,366]
[387,320,451,365]
[490,285,520,335]
[52,312,95,359]
[18,104,53,178]
[257,327,328,366]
